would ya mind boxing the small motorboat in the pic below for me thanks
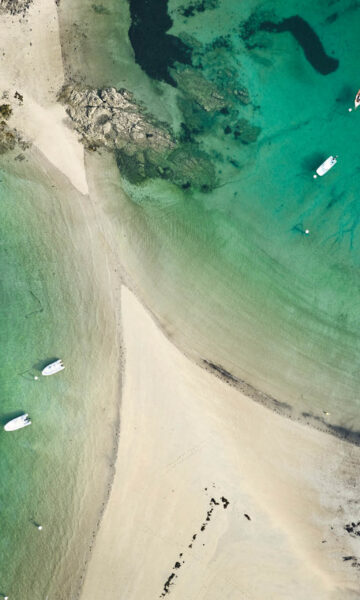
[313,156,337,178]
[42,359,65,376]
[4,413,31,432]
[348,90,360,112]
[355,89,360,109]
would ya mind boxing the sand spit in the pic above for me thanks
[0,0,88,193]
[2,2,360,598]
[80,286,360,600]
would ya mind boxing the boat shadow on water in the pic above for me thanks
[0,410,27,428]
[18,357,60,380]
[302,151,327,173]
[32,357,61,373]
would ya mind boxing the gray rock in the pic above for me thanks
[61,84,217,191]
[172,69,227,113]
[59,84,174,153]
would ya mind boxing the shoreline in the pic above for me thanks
[0,1,123,596]
[1,0,360,598]
[80,285,360,600]
[83,150,360,449]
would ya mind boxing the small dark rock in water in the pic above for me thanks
[92,3,110,14]
[234,119,260,144]
[234,87,251,105]
[179,0,219,18]
[172,68,227,113]
[224,126,232,134]
[244,513,251,521]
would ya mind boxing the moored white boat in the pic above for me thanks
[4,413,31,432]
[42,359,65,376]
[355,89,360,109]
[314,155,337,178]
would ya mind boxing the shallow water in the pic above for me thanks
[4,0,360,591]
[67,0,360,436]
[0,156,119,598]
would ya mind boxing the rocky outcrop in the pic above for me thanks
[59,85,216,192]
[172,69,227,113]
[60,84,217,191]
[59,85,175,154]
[116,144,216,190]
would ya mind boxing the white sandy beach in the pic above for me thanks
[0,0,88,194]
[1,1,360,599]
[81,286,360,600]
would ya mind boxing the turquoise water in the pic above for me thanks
[73,0,360,435]
[0,157,119,598]
[3,0,360,595]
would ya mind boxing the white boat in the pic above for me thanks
[314,155,337,178]
[355,89,360,109]
[4,413,31,432]
[42,359,65,376]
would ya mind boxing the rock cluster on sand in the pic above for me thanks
[0,120,28,154]
[61,84,217,191]
[0,0,33,14]
[0,101,28,154]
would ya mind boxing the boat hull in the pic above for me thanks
[316,155,337,176]
[355,89,360,109]
[42,359,65,376]
[4,413,31,431]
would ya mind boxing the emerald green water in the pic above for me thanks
[69,0,360,435]
[3,0,360,595]
[0,157,118,598]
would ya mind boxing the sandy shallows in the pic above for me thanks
[81,286,360,600]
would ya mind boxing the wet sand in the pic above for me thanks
[81,286,360,600]
[2,1,360,598]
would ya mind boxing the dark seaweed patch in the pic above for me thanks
[203,360,238,382]
[128,0,192,85]
[258,16,339,75]
[179,0,219,18]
